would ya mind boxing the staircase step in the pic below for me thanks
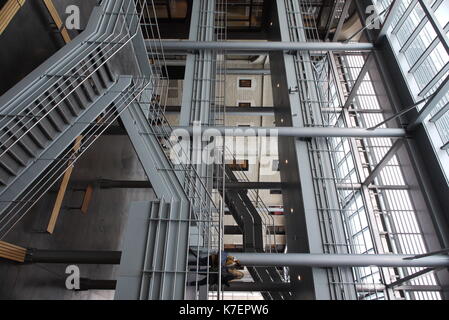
[2,147,27,167]
[47,88,72,124]
[0,157,19,176]
[57,79,90,111]
[37,98,65,133]
[23,107,55,141]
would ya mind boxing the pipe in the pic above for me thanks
[170,126,407,138]
[25,249,122,265]
[78,278,117,291]
[233,253,449,268]
[158,41,375,52]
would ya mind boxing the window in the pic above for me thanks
[239,79,252,88]
[238,102,251,107]
[270,189,282,195]
[228,159,249,171]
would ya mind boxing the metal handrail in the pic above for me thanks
[0,78,150,237]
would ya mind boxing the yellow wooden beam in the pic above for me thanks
[42,0,71,43]
[80,184,94,214]
[0,0,26,35]
[0,241,27,263]
[47,136,83,234]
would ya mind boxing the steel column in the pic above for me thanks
[171,126,407,138]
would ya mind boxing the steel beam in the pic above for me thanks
[418,0,449,53]
[343,54,375,109]
[233,253,449,268]
[363,139,405,186]
[429,101,449,123]
[170,126,407,138]
[408,75,449,129]
[224,182,282,190]
[78,278,117,291]
[25,249,122,264]
[332,0,353,42]
[158,41,375,52]
[387,268,436,288]
[377,0,402,41]
[71,179,152,189]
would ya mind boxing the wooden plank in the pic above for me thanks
[0,0,26,35]
[0,241,26,262]
[60,27,71,43]
[72,135,83,152]
[0,241,26,252]
[0,249,26,259]
[46,165,74,234]
[80,184,94,214]
[46,136,83,234]
[42,0,72,43]
[42,0,63,28]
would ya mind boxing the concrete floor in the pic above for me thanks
[0,135,156,300]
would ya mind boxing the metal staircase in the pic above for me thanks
[116,197,190,300]
[221,165,291,300]
[0,0,153,239]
